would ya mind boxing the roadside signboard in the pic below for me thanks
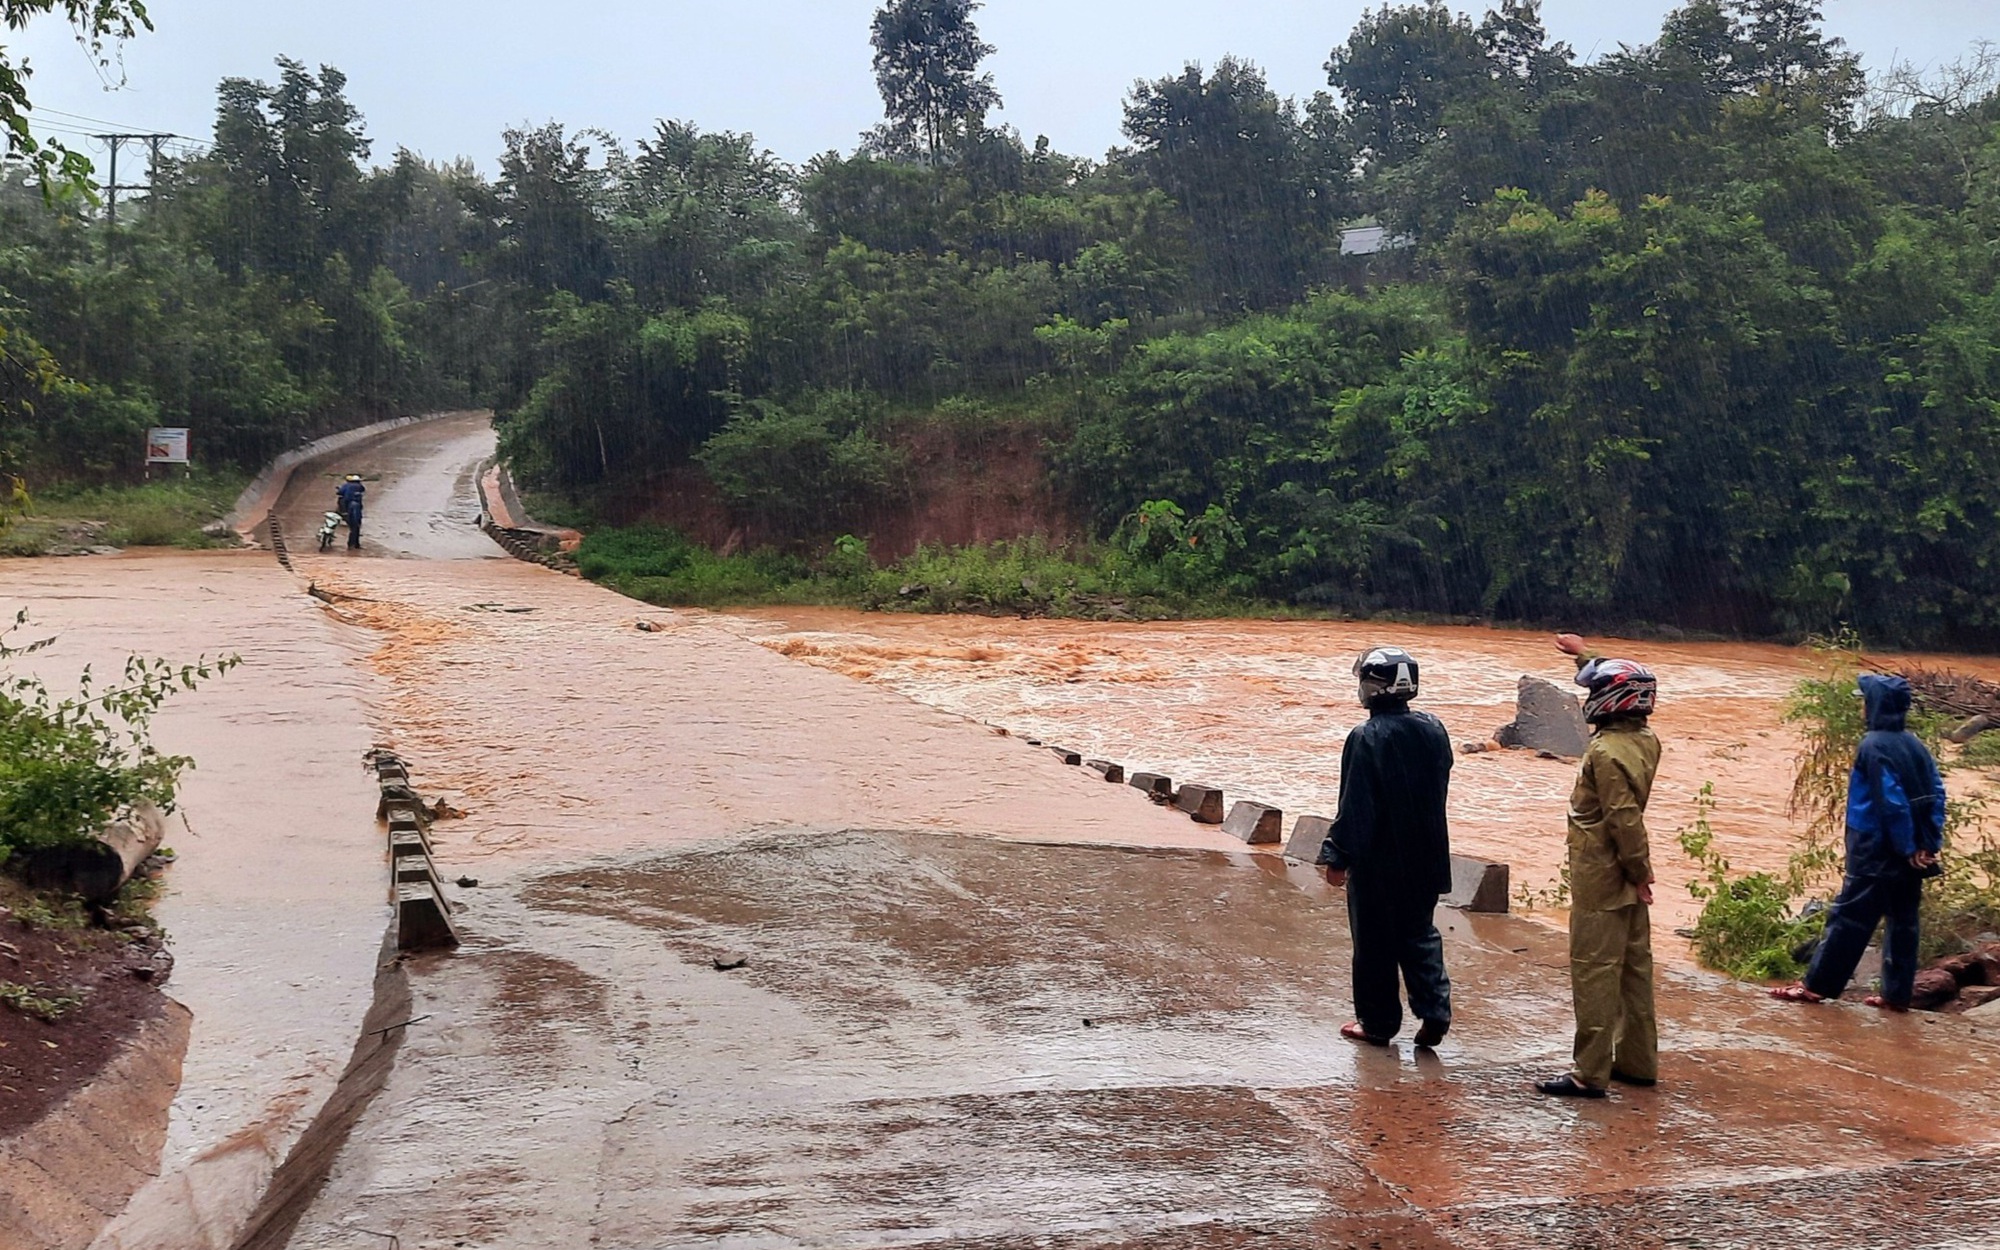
[145,428,190,465]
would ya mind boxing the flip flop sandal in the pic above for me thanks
[1769,984,1825,1004]
[1413,1020,1448,1049]
[1341,1022,1391,1046]
[1863,996,1910,1013]
[1535,1074,1607,1099]
[1610,1070,1658,1087]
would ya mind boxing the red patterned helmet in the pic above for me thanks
[1576,658,1658,724]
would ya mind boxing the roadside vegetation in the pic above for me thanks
[573,496,1263,618]
[6,2,2000,653]
[0,471,246,555]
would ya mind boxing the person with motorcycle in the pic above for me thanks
[335,473,366,549]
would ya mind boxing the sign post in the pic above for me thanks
[145,428,190,474]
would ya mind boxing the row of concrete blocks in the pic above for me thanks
[372,752,461,951]
[1034,740,1510,913]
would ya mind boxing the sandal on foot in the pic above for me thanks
[1535,1074,1607,1099]
[1413,1020,1448,1049]
[1609,1070,1658,1088]
[1341,1022,1391,1046]
[1769,983,1825,1004]
[1863,995,1910,1013]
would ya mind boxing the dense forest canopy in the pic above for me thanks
[5,0,2000,646]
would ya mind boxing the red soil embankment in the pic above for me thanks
[602,418,1078,558]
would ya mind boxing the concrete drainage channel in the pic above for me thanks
[1028,736,1513,914]
[224,751,460,1249]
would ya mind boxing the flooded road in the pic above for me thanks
[723,612,1851,930]
[12,412,2000,1248]
[273,412,501,563]
[0,551,386,1250]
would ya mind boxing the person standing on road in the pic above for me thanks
[1539,635,1661,1099]
[1317,645,1455,1049]
[1771,673,1945,1012]
[336,473,366,550]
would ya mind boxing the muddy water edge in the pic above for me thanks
[725,607,2000,937]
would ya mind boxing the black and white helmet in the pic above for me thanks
[1355,645,1420,707]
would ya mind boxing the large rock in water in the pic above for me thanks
[1494,676,1590,757]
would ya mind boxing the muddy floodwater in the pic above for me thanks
[730,608,2000,932]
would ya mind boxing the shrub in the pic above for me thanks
[1677,783,1824,980]
[0,611,236,861]
[696,390,906,539]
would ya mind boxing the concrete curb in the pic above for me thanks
[474,459,580,574]
[225,411,471,545]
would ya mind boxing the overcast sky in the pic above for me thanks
[10,1,1994,171]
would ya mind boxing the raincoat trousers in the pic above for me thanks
[1317,702,1455,1040]
[1566,719,1662,1088]
[1802,674,1946,1006]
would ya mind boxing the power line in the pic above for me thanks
[92,132,178,226]
[29,104,162,131]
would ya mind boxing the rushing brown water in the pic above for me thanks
[726,609,2000,932]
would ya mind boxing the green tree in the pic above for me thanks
[1327,2,1492,170]
[1,0,151,192]
[1122,57,1335,311]
[868,0,1001,165]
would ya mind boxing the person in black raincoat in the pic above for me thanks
[1317,645,1455,1048]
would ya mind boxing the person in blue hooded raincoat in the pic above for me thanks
[1772,674,1945,1011]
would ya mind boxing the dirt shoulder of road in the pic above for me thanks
[0,878,176,1137]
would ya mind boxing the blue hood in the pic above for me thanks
[1859,673,1912,733]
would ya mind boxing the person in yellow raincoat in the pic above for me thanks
[1538,635,1661,1099]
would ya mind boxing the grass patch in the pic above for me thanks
[0,979,85,1023]
[570,524,1258,618]
[1955,732,2000,770]
[2,471,248,554]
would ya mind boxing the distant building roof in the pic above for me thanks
[1339,225,1412,256]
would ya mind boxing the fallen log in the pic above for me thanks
[16,803,167,903]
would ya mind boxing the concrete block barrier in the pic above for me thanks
[396,881,460,950]
[1446,856,1510,913]
[1050,747,1083,766]
[1285,815,1333,863]
[1222,801,1284,845]
[1176,784,1225,824]
[1084,759,1125,784]
[1128,772,1174,800]
[372,750,460,951]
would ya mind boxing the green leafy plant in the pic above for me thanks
[1514,861,1571,912]
[0,978,84,1022]
[1677,782,1825,981]
[0,609,237,861]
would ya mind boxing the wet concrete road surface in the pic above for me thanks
[273,412,502,562]
[288,831,2000,1249]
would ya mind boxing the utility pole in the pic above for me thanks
[92,132,178,226]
